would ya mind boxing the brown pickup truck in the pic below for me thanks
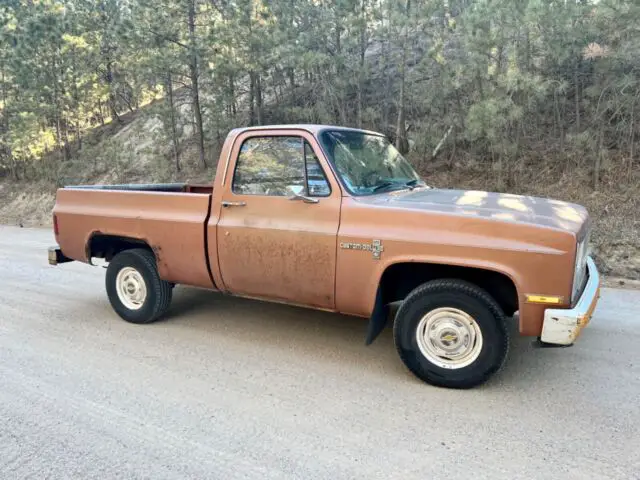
[49,124,601,388]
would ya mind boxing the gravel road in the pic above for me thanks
[1,225,639,480]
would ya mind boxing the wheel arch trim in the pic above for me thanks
[85,231,155,266]
[363,255,523,346]
[373,255,523,308]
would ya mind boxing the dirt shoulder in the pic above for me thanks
[0,181,56,228]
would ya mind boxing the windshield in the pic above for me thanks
[319,130,423,195]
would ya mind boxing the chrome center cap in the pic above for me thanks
[415,308,484,370]
[439,330,459,347]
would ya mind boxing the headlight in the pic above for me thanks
[571,231,590,302]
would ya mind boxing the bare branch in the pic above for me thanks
[147,29,188,49]
[432,126,453,160]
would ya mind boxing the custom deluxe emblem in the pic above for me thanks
[340,239,384,259]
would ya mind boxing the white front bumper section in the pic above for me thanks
[540,257,601,345]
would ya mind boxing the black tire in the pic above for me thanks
[105,248,172,324]
[393,279,509,389]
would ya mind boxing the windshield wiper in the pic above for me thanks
[405,179,428,190]
[371,181,404,193]
[371,179,427,193]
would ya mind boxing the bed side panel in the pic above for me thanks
[53,189,214,289]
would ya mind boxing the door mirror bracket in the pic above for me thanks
[286,185,319,204]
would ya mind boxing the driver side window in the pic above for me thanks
[232,136,330,197]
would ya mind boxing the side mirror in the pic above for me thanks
[286,185,319,204]
[286,185,304,196]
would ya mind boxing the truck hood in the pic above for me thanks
[358,187,589,236]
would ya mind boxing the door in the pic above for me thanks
[216,130,342,309]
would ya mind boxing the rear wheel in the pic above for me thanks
[393,279,509,389]
[106,248,172,324]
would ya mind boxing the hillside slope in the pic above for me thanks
[0,108,638,283]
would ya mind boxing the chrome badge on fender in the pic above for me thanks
[340,239,384,259]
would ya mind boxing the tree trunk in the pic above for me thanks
[54,114,65,161]
[0,63,15,179]
[334,11,347,124]
[629,91,637,175]
[381,9,391,132]
[249,71,256,125]
[524,27,531,72]
[395,0,410,154]
[165,72,180,172]
[229,74,236,116]
[105,59,121,123]
[75,121,82,150]
[57,54,71,163]
[495,44,504,78]
[594,129,603,190]
[97,99,105,126]
[75,99,82,150]
[287,67,295,93]
[71,47,82,150]
[287,0,296,101]
[574,65,581,131]
[62,122,71,162]
[52,54,68,162]
[274,71,282,105]
[256,73,263,125]
[188,0,207,168]
[356,0,367,128]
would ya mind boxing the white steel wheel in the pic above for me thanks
[415,307,483,370]
[115,266,147,310]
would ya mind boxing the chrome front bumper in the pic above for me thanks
[540,256,601,345]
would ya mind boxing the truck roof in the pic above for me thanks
[229,124,386,137]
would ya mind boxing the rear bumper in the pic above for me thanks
[48,246,73,266]
[540,256,601,345]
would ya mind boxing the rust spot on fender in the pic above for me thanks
[151,245,166,268]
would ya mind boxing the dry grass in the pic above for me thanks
[0,181,56,228]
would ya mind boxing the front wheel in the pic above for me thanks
[106,248,172,324]
[393,279,509,389]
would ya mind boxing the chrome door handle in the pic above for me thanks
[288,194,319,204]
[221,201,247,207]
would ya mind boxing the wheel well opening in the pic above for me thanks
[379,262,519,316]
[87,234,152,262]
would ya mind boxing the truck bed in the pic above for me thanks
[53,185,215,289]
